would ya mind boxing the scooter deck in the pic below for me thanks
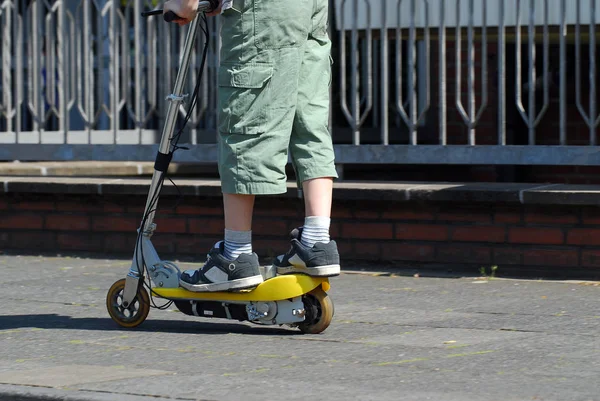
[149,274,330,302]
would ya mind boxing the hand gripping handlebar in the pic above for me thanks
[141,0,219,21]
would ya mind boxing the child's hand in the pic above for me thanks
[163,0,198,26]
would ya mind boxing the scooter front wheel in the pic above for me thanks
[298,287,334,334]
[106,278,150,328]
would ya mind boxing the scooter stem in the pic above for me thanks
[122,15,204,308]
[142,16,202,233]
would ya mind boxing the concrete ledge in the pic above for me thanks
[2,175,600,205]
[0,161,213,177]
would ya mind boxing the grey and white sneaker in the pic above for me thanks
[273,228,341,277]
[180,242,264,292]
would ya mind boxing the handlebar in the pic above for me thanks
[141,0,218,21]
[163,10,183,22]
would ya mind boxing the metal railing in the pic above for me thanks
[1,0,600,165]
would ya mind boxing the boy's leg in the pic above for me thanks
[222,193,254,260]
[274,0,341,277]
[181,0,313,291]
[303,178,333,218]
[300,177,333,248]
[223,194,254,231]
[180,191,262,292]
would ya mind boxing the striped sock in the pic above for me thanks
[300,216,331,248]
[223,229,253,260]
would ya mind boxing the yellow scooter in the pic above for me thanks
[106,1,334,334]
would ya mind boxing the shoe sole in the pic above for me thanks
[276,264,341,277]
[179,274,264,292]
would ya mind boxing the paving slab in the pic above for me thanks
[0,253,599,401]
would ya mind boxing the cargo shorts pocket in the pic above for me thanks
[253,0,311,50]
[218,64,274,135]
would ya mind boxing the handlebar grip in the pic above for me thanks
[142,1,219,20]
[206,0,220,11]
[163,11,181,22]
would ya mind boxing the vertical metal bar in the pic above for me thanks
[120,7,128,132]
[109,0,118,140]
[339,0,358,144]
[498,0,506,145]
[195,17,207,136]
[476,0,488,122]
[373,39,379,131]
[395,0,429,140]
[575,0,588,141]
[467,0,475,144]
[328,0,333,135]
[575,0,582,120]
[46,10,56,126]
[198,22,209,140]
[147,15,157,124]
[593,5,600,132]
[454,0,486,143]
[15,7,23,135]
[330,0,336,139]
[124,3,135,135]
[58,0,68,137]
[85,0,94,137]
[559,0,567,145]
[339,0,348,137]
[30,0,42,134]
[2,1,12,133]
[407,0,417,145]
[515,0,525,132]
[589,0,597,145]
[418,1,430,128]
[213,16,222,132]
[380,8,389,145]
[97,5,106,130]
[338,0,372,142]
[359,4,373,128]
[396,0,403,131]
[534,0,550,129]
[455,0,462,139]
[351,0,360,144]
[0,5,3,126]
[69,12,76,127]
[527,0,536,145]
[438,0,446,145]
[75,2,84,131]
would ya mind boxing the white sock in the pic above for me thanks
[301,216,331,248]
[223,229,252,260]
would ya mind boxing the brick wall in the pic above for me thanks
[2,192,600,278]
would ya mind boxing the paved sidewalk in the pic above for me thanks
[0,253,599,401]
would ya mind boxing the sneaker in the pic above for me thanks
[180,242,264,292]
[273,228,341,277]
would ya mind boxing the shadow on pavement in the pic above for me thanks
[0,314,299,336]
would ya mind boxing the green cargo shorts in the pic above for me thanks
[216,0,338,195]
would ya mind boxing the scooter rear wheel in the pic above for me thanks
[298,287,334,334]
[106,278,150,328]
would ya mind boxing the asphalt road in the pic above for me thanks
[0,254,599,401]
